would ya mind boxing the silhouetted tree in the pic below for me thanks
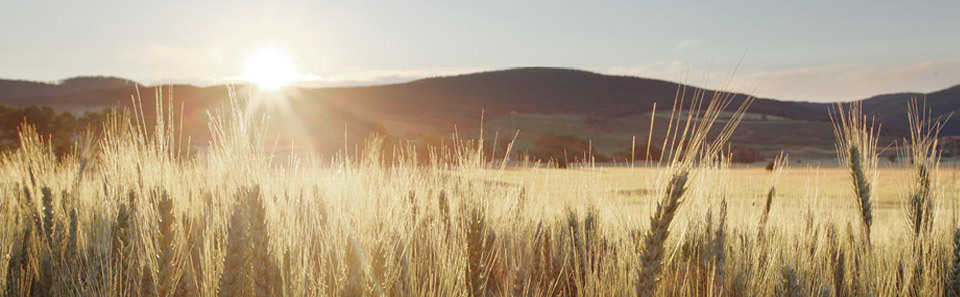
[0,104,108,155]
[529,133,605,167]
[728,145,764,164]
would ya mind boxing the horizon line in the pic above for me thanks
[2,66,957,104]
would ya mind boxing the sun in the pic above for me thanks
[241,48,302,89]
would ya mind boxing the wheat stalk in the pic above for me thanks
[905,98,943,238]
[245,186,280,297]
[776,264,803,297]
[907,164,933,236]
[218,191,249,297]
[902,98,945,297]
[714,199,728,286]
[636,171,688,297]
[830,102,878,243]
[758,186,775,238]
[175,214,201,297]
[949,228,960,297]
[343,235,365,296]
[6,197,39,297]
[156,191,182,297]
[37,186,57,296]
[465,207,495,297]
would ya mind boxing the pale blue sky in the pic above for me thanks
[2,0,959,101]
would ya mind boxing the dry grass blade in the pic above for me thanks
[950,228,960,297]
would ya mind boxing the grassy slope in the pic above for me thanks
[1,68,957,160]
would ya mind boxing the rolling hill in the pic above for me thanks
[1,68,957,161]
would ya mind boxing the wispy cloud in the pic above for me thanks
[293,66,496,87]
[674,38,701,51]
[601,57,960,102]
[737,57,960,101]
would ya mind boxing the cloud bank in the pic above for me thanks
[602,57,960,102]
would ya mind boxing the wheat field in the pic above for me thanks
[2,92,958,297]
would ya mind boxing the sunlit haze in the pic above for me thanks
[2,1,960,295]
[2,1,959,101]
[240,48,305,89]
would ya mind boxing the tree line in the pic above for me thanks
[0,104,772,165]
[0,105,110,155]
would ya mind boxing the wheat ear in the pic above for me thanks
[947,228,960,297]
[777,264,803,297]
[218,191,249,297]
[636,171,688,297]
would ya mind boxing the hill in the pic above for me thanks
[858,84,960,135]
[1,68,957,161]
[0,76,140,102]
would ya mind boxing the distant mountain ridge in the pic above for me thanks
[1,68,957,158]
[395,67,829,120]
[0,76,140,100]
[858,84,960,135]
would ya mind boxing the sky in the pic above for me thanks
[2,0,959,102]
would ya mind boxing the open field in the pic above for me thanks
[480,166,960,245]
[4,1,959,296]
[2,96,959,297]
